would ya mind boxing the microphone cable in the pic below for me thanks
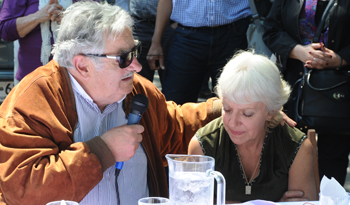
[114,94,149,205]
[115,169,121,205]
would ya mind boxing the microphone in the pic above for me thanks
[115,94,149,171]
[114,94,148,205]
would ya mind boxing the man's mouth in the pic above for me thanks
[121,72,134,80]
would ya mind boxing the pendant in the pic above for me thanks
[245,185,251,195]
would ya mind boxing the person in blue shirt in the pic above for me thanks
[114,0,175,85]
[148,0,251,104]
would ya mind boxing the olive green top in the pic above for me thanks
[196,116,306,202]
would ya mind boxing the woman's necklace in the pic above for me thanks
[237,150,261,195]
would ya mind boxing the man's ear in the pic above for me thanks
[72,55,91,78]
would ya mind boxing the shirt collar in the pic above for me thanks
[68,71,126,105]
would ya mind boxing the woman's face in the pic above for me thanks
[222,97,271,145]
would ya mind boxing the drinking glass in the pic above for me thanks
[46,200,79,205]
[138,197,170,205]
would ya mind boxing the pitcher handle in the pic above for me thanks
[207,170,226,205]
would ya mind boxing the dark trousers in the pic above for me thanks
[162,17,250,104]
[318,133,350,186]
[133,20,174,84]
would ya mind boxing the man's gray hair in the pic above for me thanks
[216,51,291,128]
[52,1,134,68]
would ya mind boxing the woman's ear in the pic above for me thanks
[72,55,91,79]
[266,110,276,121]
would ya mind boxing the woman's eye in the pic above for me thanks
[244,113,253,117]
[223,109,231,113]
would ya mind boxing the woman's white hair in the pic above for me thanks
[52,1,134,68]
[216,50,291,128]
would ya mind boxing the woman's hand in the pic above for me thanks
[289,43,322,64]
[279,190,307,202]
[305,43,345,70]
[16,0,63,38]
[35,0,63,23]
[291,43,346,70]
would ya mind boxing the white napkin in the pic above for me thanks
[320,176,348,197]
[319,176,349,205]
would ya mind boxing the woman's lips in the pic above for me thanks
[230,130,245,135]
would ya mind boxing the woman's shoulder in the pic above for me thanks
[272,122,306,143]
[195,117,227,156]
[196,116,224,139]
[268,123,307,169]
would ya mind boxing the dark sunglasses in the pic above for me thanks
[82,41,142,69]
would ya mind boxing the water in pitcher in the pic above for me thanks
[169,172,214,205]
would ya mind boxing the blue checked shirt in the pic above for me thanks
[171,0,252,27]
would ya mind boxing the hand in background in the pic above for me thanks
[289,43,322,64]
[280,110,297,127]
[16,0,64,38]
[147,42,165,71]
[35,0,63,23]
[305,43,344,69]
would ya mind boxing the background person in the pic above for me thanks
[148,0,251,104]
[188,51,317,203]
[128,0,174,85]
[263,0,350,186]
[0,0,98,83]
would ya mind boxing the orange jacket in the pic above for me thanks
[0,60,222,205]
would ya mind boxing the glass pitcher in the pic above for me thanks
[165,154,226,205]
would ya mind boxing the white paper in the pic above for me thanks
[320,176,348,197]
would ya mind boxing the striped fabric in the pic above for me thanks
[171,0,252,27]
[68,73,149,205]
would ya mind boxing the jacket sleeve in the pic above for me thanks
[262,0,299,70]
[157,98,222,158]
[0,0,23,41]
[0,66,103,205]
[129,74,222,165]
[330,2,350,65]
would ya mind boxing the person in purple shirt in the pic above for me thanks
[0,0,99,82]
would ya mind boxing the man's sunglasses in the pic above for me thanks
[82,41,142,69]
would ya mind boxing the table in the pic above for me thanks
[278,202,319,205]
[227,201,319,205]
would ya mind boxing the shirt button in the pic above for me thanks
[299,72,303,75]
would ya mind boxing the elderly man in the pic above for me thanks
[0,2,222,205]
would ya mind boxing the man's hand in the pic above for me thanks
[101,124,144,162]
[279,190,307,202]
[147,41,165,71]
[280,110,297,127]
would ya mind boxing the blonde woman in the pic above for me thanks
[188,51,317,203]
